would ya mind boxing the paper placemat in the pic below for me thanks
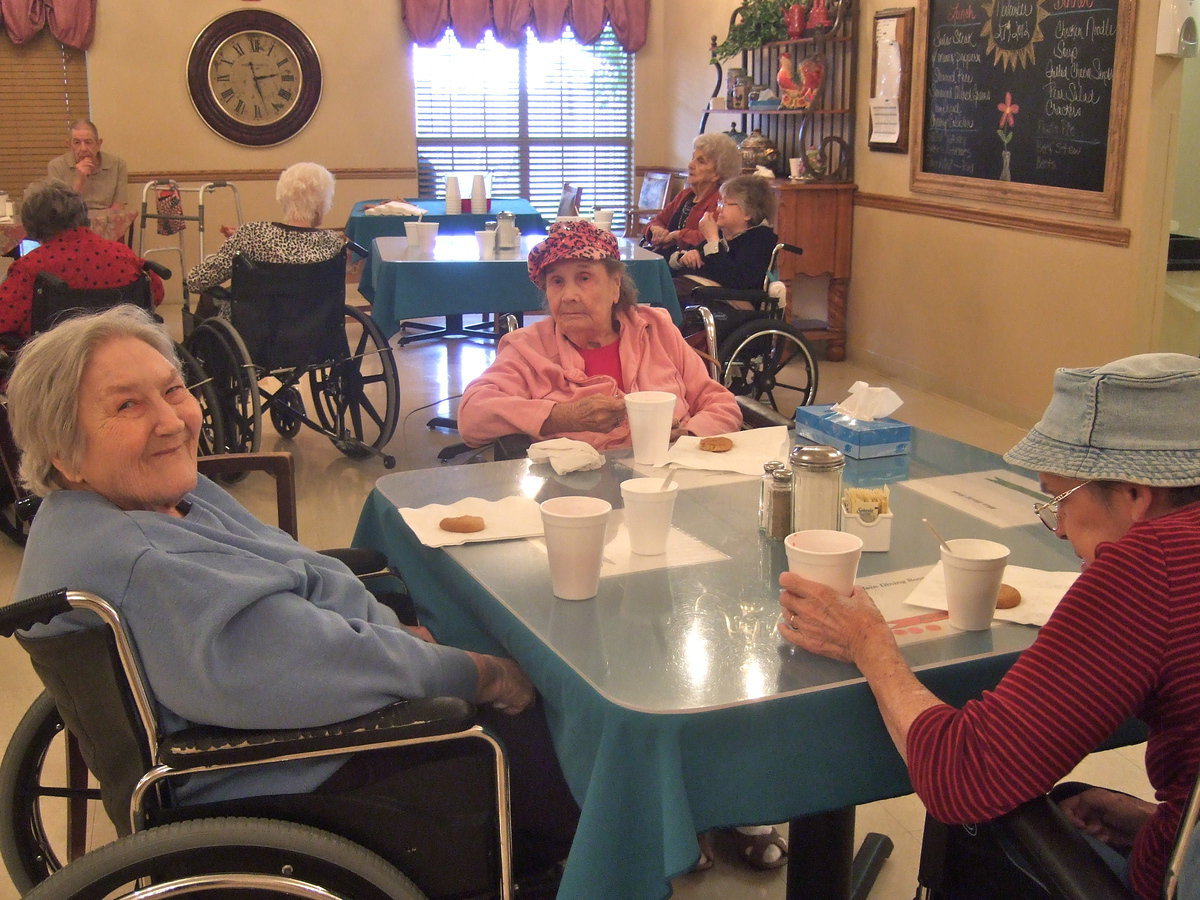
[665,426,790,476]
[398,496,543,548]
[903,562,1079,626]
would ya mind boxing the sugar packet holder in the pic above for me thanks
[842,485,892,551]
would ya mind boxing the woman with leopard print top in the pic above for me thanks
[184,162,345,295]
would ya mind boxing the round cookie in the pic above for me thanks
[995,583,1022,609]
[439,515,486,533]
[699,436,734,452]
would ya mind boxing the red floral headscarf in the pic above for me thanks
[527,219,620,288]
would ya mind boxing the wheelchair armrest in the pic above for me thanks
[159,697,478,768]
[995,796,1133,900]
[346,240,369,259]
[143,259,173,280]
[737,396,794,430]
[689,286,770,306]
[494,433,534,461]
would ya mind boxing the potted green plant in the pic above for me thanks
[711,0,789,62]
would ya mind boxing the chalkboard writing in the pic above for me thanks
[919,0,1121,193]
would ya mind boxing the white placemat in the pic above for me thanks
[398,496,543,548]
[903,562,1080,626]
[527,511,728,576]
[665,426,790,476]
[364,200,427,216]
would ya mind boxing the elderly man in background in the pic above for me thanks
[47,120,127,210]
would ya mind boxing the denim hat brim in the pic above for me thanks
[1002,353,1200,486]
[1003,429,1200,486]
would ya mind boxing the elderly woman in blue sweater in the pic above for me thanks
[7,305,577,891]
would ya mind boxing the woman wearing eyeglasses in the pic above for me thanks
[779,354,1200,900]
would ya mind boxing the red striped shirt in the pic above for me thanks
[908,502,1200,900]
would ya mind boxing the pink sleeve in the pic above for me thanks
[457,336,557,446]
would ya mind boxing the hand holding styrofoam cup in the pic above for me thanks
[540,496,612,600]
[941,539,1009,630]
[784,529,864,595]
[620,477,680,555]
[475,229,495,259]
[624,391,676,465]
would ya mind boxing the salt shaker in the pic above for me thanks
[758,461,792,540]
[789,444,845,532]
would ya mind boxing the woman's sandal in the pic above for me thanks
[688,831,716,873]
[724,825,789,871]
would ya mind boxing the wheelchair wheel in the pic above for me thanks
[719,318,819,410]
[175,343,227,459]
[185,317,262,456]
[0,691,105,893]
[23,816,427,899]
[269,384,304,439]
[308,306,399,461]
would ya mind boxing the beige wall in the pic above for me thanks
[86,0,1182,426]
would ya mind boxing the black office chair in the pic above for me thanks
[0,585,514,899]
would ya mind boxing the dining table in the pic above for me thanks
[0,206,139,257]
[359,233,680,344]
[344,198,548,247]
[351,427,1135,899]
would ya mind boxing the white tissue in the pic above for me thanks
[527,438,605,475]
[831,381,903,422]
[754,165,775,179]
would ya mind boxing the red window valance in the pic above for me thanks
[401,0,648,51]
[0,0,96,49]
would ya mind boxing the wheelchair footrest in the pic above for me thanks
[160,697,477,768]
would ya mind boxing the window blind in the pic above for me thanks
[0,30,90,201]
[413,25,633,230]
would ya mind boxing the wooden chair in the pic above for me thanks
[625,170,674,238]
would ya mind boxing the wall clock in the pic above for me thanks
[187,10,321,146]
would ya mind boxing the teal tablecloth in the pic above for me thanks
[353,431,1087,899]
[359,234,680,341]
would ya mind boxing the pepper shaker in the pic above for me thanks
[759,461,792,540]
[789,444,845,532]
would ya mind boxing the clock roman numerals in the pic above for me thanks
[207,28,301,127]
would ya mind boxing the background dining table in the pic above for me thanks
[359,233,680,343]
[344,198,547,252]
[352,428,1138,899]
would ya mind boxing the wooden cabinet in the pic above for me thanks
[773,180,855,361]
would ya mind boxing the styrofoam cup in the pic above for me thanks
[941,539,1009,631]
[789,157,803,179]
[784,529,864,595]
[624,391,676,465]
[475,229,495,259]
[540,496,612,600]
[619,477,680,555]
[594,209,614,231]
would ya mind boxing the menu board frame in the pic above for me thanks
[909,0,1135,217]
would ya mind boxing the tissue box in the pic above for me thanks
[842,510,893,552]
[794,405,912,459]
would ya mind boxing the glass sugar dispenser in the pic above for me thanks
[759,461,793,540]
[789,444,845,531]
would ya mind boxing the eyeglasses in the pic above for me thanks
[1032,481,1093,531]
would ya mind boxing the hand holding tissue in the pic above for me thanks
[795,382,912,459]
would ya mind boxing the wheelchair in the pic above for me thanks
[0,588,513,900]
[182,243,400,468]
[681,242,819,412]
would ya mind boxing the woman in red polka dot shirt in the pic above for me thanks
[0,181,164,341]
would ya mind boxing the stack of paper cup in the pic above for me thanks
[471,174,487,213]
[444,176,461,214]
[594,208,614,231]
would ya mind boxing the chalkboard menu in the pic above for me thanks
[910,0,1133,216]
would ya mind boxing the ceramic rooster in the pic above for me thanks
[778,50,824,110]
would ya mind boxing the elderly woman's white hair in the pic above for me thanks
[275,162,335,224]
[7,305,179,496]
[693,132,743,182]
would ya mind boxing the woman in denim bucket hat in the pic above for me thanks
[776,353,1200,899]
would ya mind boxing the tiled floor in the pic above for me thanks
[0,297,1151,899]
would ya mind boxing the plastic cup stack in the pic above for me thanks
[444,176,461,215]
